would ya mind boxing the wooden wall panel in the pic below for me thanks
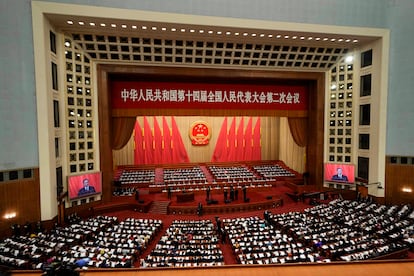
[0,169,40,237]
[385,161,414,205]
[11,261,414,276]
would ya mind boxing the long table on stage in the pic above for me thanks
[176,192,195,203]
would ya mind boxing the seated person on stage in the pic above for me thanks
[331,168,348,182]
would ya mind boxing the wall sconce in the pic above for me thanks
[402,187,412,193]
[3,212,17,219]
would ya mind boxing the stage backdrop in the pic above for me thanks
[112,116,306,173]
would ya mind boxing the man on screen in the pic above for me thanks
[78,178,96,196]
[331,168,349,182]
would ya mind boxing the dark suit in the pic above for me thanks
[331,174,348,182]
[78,186,96,196]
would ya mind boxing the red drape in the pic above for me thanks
[236,117,244,161]
[211,117,228,162]
[153,117,163,164]
[134,119,144,165]
[143,116,154,164]
[288,117,308,147]
[111,117,136,150]
[162,116,172,164]
[227,117,236,162]
[252,117,261,160]
[244,117,253,161]
[171,116,189,163]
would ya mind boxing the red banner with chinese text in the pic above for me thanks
[111,81,308,110]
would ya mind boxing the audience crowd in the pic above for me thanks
[142,220,224,267]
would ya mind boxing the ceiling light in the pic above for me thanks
[268,34,273,38]
[260,34,265,37]
[67,20,73,25]
[142,26,148,30]
[338,38,343,42]
[284,35,289,39]
[323,38,329,41]
[308,37,313,40]
[345,55,353,63]
[208,30,213,34]
[292,36,297,39]
[199,30,204,33]
[190,29,195,33]
[89,22,95,26]
[152,26,157,30]
[243,33,248,36]
[345,39,351,42]
[251,33,257,37]
[331,38,336,41]
[171,28,176,31]
[226,31,231,35]
[300,36,305,40]
[132,25,137,29]
[64,41,71,47]
[111,24,116,28]
[161,27,166,31]
[315,37,320,41]
[217,31,222,35]
[331,84,337,90]
[180,28,185,32]
[78,21,85,25]
[122,24,127,28]
[234,32,240,36]
[276,34,281,38]
[353,39,358,43]
[100,23,106,27]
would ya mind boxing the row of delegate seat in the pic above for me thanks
[142,220,224,268]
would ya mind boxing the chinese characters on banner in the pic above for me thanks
[111,81,308,110]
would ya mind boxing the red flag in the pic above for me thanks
[227,117,236,162]
[252,117,261,161]
[236,117,244,161]
[211,117,228,162]
[143,116,154,164]
[244,117,253,161]
[133,119,144,165]
[171,116,189,163]
[153,117,163,164]
[162,117,172,164]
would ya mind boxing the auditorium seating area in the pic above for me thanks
[113,161,297,195]
[270,199,413,261]
[142,219,224,267]
[0,216,162,271]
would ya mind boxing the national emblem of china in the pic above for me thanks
[189,121,211,145]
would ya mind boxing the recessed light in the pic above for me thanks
[111,24,116,28]
[67,20,73,25]
[331,38,336,41]
[284,35,289,39]
[64,41,71,47]
[89,22,95,26]
[268,34,273,38]
[338,38,343,42]
[308,37,313,40]
[234,32,240,36]
[152,26,157,30]
[345,39,351,42]
[300,36,305,40]
[180,28,185,32]
[217,31,222,35]
[315,37,320,41]
[100,23,106,27]
[190,29,195,33]
[78,21,85,25]
[171,28,176,32]
[251,33,257,37]
[260,34,265,37]
[292,36,297,39]
[122,24,127,29]
[161,27,166,31]
[199,30,204,33]
[243,32,248,36]
[226,32,232,35]
[345,55,353,63]
[323,38,329,41]
[353,39,358,43]
[276,34,281,38]
[208,30,213,34]
[132,25,137,29]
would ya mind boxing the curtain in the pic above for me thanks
[111,117,136,150]
[288,117,307,147]
[211,117,228,162]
